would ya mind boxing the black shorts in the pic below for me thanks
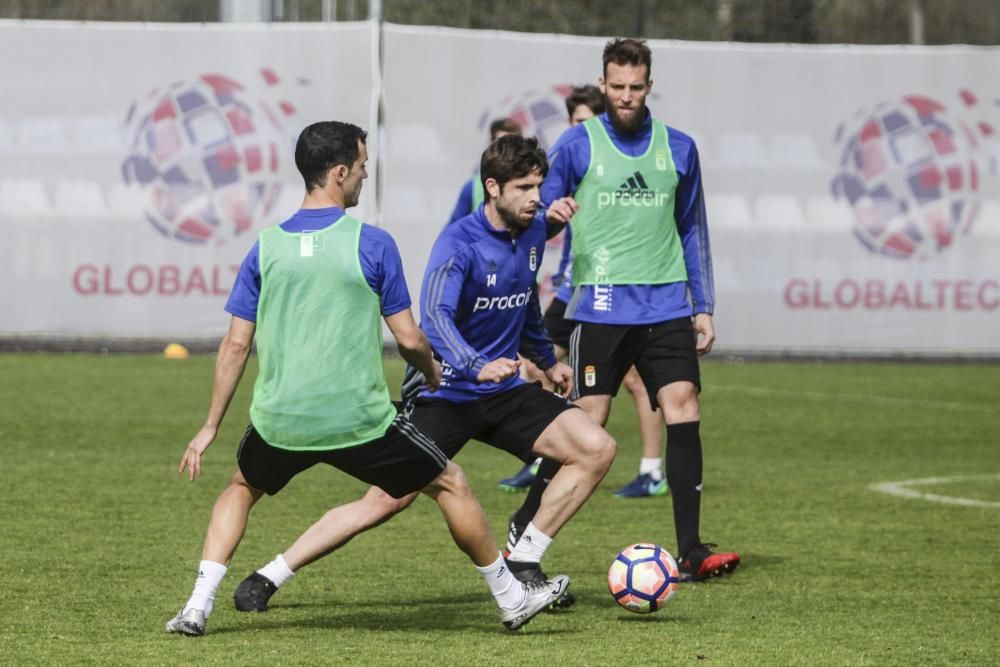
[405,382,576,464]
[568,318,701,409]
[236,415,448,499]
[543,298,576,350]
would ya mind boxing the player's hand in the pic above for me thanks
[693,313,716,355]
[424,360,443,392]
[545,197,579,225]
[544,361,574,398]
[178,424,217,481]
[477,357,521,383]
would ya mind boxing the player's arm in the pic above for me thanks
[518,291,557,371]
[519,291,573,397]
[542,132,588,238]
[421,249,518,384]
[674,138,716,354]
[447,178,475,224]
[386,309,440,391]
[179,315,255,481]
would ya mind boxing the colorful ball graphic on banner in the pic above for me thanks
[831,95,983,260]
[122,73,289,244]
[479,85,574,152]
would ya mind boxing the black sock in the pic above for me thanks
[512,458,562,528]
[666,421,703,558]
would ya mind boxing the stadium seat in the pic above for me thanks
[976,200,1000,237]
[54,181,108,218]
[706,193,753,228]
[755,195,805,229]
[106,182,144,217]
[0,179,53,216]
[717,132,769,168]
[769,133,825,169]
[70,116,120,152]
[16,117,69,152]
[0,119,13,151]
[384,123,446,160]
[806,196,854,230]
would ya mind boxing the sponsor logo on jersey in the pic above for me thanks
[596,171,670,209]
[473,288,533,312]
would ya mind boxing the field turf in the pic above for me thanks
[2,353,998,665]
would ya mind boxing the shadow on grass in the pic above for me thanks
[206,594,580,636]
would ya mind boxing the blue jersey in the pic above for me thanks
[551,225,574,305]
[447,177,475,224]
[225,207,412,322]
[543,111,714,325]
[419,207,557,402]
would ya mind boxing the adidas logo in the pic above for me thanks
[597,170,670,209]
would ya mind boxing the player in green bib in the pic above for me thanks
[165,121,568,637]
[509,38,741,582]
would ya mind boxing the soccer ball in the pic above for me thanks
[608,543,680,613]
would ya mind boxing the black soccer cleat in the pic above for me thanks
[677,542,741,582]
[506,559,576,609]
[233,572,278,612]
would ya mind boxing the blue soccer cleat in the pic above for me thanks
[498,459,540,492]
[612,473,668,498]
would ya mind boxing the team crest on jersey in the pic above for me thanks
[655,150,668,171]
[529,247,537,271]
[596,164,605,177]
[584,365,597,387]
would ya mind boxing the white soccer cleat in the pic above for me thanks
[500,574,570,631]
[165,608,206,637]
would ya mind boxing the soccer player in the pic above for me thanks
[165,121,568,637]
[447,117,522,223]
[231,134,615,613]
[509,39,741,581]
[499,85,668,498]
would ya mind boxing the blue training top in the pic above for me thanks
[447,177,476,225]
[225,207,412,322]
[543,110,714,324]
[418,205,557,402]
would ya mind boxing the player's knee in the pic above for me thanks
[622,371,646,398]
[669,393,701,422]
[424,461,471,497]
[360,487,413,521]
[575,426,617,472]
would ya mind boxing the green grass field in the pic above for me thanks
[2,354,998,666]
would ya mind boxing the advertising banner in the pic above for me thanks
[0,20,378,337]
[381,25,1000,355]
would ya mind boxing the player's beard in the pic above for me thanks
[606,98,645,136]
[498,201,534,233]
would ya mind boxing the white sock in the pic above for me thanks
[184,560,227,617]
[640,457,664,481]
[506,522,553,563]
[475,553,525,610]
[257,554,294,588]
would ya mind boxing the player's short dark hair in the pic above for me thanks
[603,38,652,80]
[565,84,605,117]
[294,121,367,193]
[489,117,522,140]
[480,135,548,198]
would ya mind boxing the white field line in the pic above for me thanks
[712,384,999,414]
[869,475,1000,508]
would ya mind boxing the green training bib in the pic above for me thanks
[250,216,396,451]
[570,117,687,286]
